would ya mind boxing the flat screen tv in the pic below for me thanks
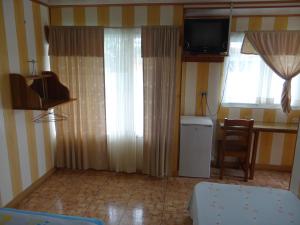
[184,18,230,54]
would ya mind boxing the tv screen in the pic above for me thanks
[184,18,229,54]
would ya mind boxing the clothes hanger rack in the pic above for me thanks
[33,110,68,123]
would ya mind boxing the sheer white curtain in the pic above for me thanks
[104,28,143,173]
[223,32,300,108]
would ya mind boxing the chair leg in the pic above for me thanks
[216,140,221,168]
[220,151,224,180]
[244,169,248,182]
[244,159,249,182]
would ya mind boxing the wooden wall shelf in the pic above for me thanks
[10,71,75,110]
[183,52,226,62]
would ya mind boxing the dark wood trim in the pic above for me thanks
[233,5,300,9]
[231,14,300,17]
[250,131,259,179]
[185,14,300,18]
[212,161,293,172]
[255,164,293,172]
[289,122,300,190]
[185,6,298,9]
[30,0,49,7]
[185,4,300,10]
[184,15,230,19]
[183,53,226,62]
[48,0,300,8]
[185,0,300,6]
[255,128,298,133]
[50,3,184,7]
[219,121,298,134]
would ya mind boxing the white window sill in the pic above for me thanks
[221,103,300,110]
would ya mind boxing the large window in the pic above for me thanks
[222,32,300,108]
[104,28,143,138]
[104,28,143,172]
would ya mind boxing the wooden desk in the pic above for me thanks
[219,120,298,179]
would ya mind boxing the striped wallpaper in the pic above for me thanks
[290,123,300,197]
[182,16,300,168]
[49,5,183,26]
[50,7,300,169]
[0,1,298,208]
[0,0,54,207]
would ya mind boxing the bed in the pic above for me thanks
[189,182,300,225]
[0,208,104,225]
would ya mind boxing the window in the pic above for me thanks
[104,28,143,138]
[222,32,300,108]
[104,28,143,172]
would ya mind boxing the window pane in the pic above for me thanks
[223,32,300,108]
[104,28,143,137]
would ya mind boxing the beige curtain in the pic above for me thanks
[49,26,108,170]
[49,26,103,57]
[142,26,180,177]
[241,31,300,113]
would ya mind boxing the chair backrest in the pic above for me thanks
[223,118,254,151]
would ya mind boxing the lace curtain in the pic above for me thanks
[104,28,143,173]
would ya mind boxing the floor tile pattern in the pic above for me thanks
[16,168,291,225]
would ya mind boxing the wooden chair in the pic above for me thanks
[219,118,254,182]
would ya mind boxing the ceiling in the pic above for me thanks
[44,0,297,6]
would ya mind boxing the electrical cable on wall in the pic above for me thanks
[199,64,230,118]
[202,2,233,118]
[205,63,230,118]
[200,94,204,116]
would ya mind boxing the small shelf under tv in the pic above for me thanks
[183,52,226,62]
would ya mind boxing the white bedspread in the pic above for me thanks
[189,182,300,225]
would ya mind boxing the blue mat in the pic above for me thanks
[0,208,104,225]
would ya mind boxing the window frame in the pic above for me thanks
[221,32,300,110]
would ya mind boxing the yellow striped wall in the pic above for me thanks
[0,0,53,207]
[49,5,183,26]
[291,123,300,197]
[182,15,300,168]
[50,6,300,170]
[0,4,296,206]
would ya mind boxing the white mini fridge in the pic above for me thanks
[179,116,213,178]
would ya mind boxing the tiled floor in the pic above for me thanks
[16,168,291,225]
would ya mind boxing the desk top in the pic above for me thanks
[219,120,298,133]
